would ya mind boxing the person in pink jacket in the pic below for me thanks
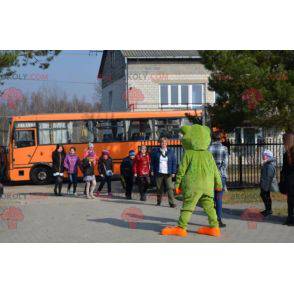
[64,147,80,196]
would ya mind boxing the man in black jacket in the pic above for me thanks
[120,150,136,199]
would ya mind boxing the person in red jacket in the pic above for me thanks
[133,145,151,201]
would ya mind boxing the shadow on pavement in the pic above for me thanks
[194,207,285,225]
[88,213,206,233]
[88,217,163,232]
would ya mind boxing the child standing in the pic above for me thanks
[97,150,113,197]
[260,150,278,216]
[64,147,80,196]
[120,150,136,199]
[83,143,97,195]
[133,145,151,201]
[82,155,97,199]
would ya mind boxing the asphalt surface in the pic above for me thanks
[0,182,293,242]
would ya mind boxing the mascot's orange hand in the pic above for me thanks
[215,187,223,192]
[175,187,182,195]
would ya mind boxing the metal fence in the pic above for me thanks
[141,139,284,189]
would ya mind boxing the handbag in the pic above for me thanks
[270,177,279,192]
[103,163,113,177]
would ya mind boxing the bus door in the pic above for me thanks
[12,128,37,166]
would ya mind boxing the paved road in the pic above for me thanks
[0,182,293,242]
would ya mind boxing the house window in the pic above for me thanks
[160,85,168,105]
[160,84,204,107]
[192,84,203,104]
[171,85,178,105]
[181,85,189,105]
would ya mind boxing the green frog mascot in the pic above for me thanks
[161,123,223,237]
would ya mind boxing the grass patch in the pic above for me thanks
[223,189,287,204]
[223,189,288,216]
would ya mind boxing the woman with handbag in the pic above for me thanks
[97,150,113,197]
[280,133,294,225]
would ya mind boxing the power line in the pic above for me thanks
[0,78,99,85]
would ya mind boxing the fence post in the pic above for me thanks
[238,154,243,187]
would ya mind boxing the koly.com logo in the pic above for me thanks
[0,87,24,109]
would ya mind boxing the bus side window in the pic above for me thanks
[127,119,152,141]
[14,130,35,148]
[93,120,126,142]
[154,118,181,139]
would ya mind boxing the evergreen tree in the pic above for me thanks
[199,50,294,133]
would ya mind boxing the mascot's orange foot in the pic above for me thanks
[196,226,221,237]
[161,226,187,237]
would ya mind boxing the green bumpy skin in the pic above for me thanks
[175,124,222,197]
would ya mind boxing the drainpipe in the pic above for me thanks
[124,57,129,111]
[202,84,207,126]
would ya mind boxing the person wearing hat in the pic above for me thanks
[260,149,279,216]
[120,150,136,199]
[97,150,113,197]
[83,143,98,163]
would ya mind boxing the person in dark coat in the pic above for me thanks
[281,134,294,225]
[120,150,136,199]
[151,137,177,207]
[97,150,113,197]
[52,144,66,196]
[259,150,278,216]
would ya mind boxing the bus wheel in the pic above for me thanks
[30,166,52,185]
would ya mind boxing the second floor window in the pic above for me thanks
[160,84,205,107]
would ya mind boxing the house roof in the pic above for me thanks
[120,50,200,59]
[98,50,201,78]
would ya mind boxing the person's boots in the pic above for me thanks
[140,193,146,201]
[54,184,58,195]
[156,195,162,206]
[284,202,294,225]
[261,209,273,217]
[73,184,77,196]
[58,183,63,196]
[261,194,272,216]
[218,219,226,228]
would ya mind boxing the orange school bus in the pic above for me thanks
[0,110,200,184]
